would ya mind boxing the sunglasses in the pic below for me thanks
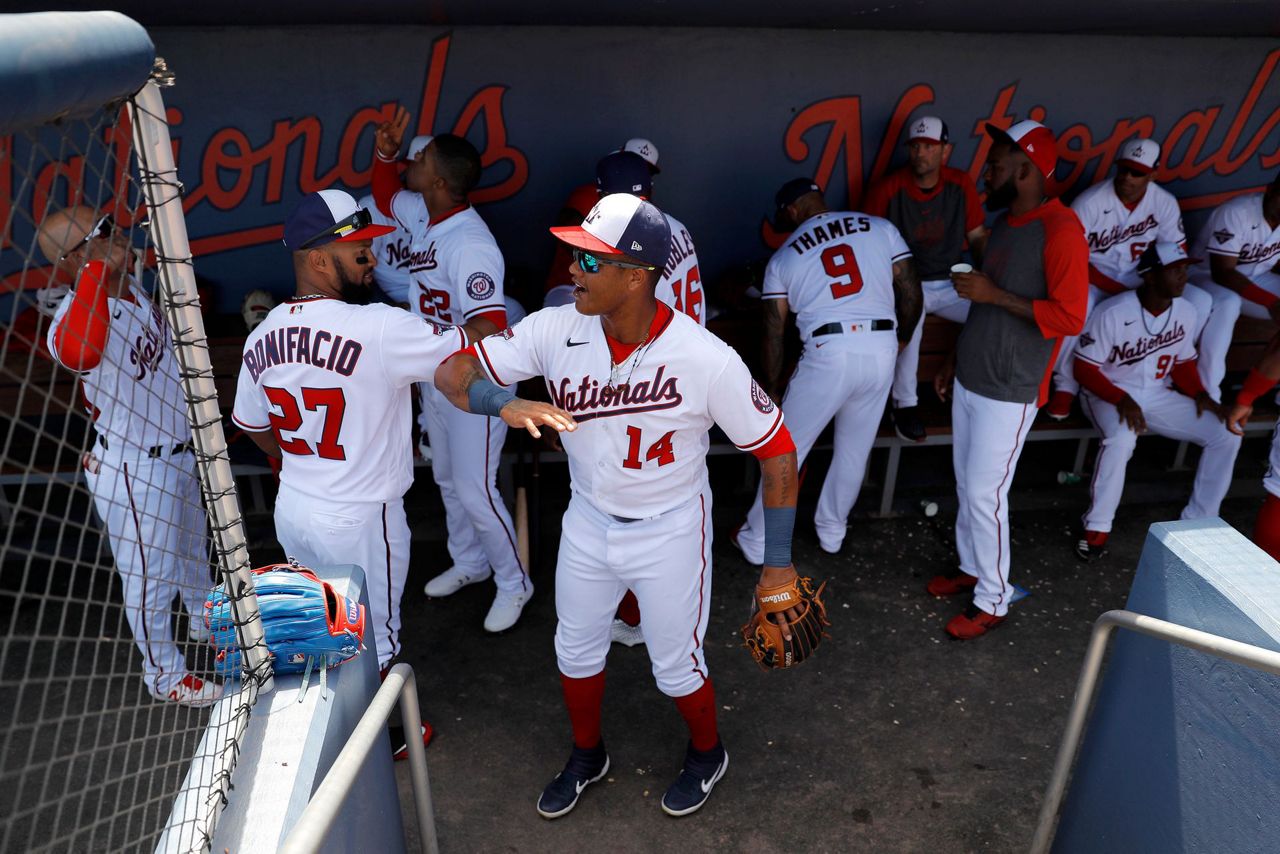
[298,207,373,250]
[59,214,115,262]
[1117,166,1151,179]
[572,248,655,275]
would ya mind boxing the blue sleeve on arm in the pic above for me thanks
[762,506,796,567]
[468,378,517,417]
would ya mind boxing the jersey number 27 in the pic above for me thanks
[264,386,347,460]
[822,244,864,300]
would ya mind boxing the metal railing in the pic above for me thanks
[1030,609,1280,853]
[280,664,438,854]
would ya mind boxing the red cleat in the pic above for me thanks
[1075,529,1109,562]
[926,571,978,597]
[392,721,434,761]
[1045,390,1075,421]
[945,605,1006,640]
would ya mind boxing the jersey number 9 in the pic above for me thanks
[822,244,864,300]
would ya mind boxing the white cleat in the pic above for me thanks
[155,674,223,708]
[423,565,492,598]
[610,618,645,647]
[484,586,533,633]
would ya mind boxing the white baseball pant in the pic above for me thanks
[1052,283,1213,397]
[553,486,713,698]
[1193,271,1280,400]
[892,279,972,409]
[737,331,896,559]
[951,379,1037,618]
[274,482,411,667]
[84,447,210,696]
[418,382,527,594]
[1079,390,1242,533]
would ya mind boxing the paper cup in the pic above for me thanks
[950,263,973,275]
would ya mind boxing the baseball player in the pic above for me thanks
[733,178,922,562]
[37,207,220,707]
[435,193,801,819]
[372,108,529,633]
[595,151,704,326]
[1072,242,1240,559]
[358,134,433,306]
[544,138,665,310]
[1189,171,1280,399]
[929,120,1088,639]
[1047,138,1203,417]
[1226,331,1280,560]
[232,189,467,757]
[863,116,987,442]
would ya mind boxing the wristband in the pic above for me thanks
[1237,368,1278,407]
[762,506,796,568]
[468,378,517,417]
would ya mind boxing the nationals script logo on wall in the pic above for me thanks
[759,49,1280,249]
[0,33,526,296]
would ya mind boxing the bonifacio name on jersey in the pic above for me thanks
[788,215,872,255]
[243,325,363,382]
[547,365,683,421]
[1108,321,1187,366]
[1086,215,1158,253]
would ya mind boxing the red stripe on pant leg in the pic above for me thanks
[992,404,1030,611]
[123,463,160,678]
[688,493,709,681]
[482,417,527,588]
[383,504,396,659]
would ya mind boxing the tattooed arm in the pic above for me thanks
[891,256,923,349]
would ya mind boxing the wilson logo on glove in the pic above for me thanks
[205,562,367,677]
[741,576,830,670]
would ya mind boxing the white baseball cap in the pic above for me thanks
[908,116,950,144]
[550,193,672,268]
[1136,241,1200,274]
[986,119,1058,178]
[1117,138,1159,175]
[622,137,660,173]
[406,134,434,161]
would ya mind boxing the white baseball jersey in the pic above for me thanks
[232,296,466,502]
[46,278,189,449]
[762,211,911,341]
[474,303,784,518]
[659,212,704,326]
[1072,180,1185,288]
[1192,192,1280,280]
[1074,291,1198,398]
[358,192,415,303]
[388,192,506,326]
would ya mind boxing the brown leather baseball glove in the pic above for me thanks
[741,575,830,669]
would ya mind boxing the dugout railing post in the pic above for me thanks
[1030,609,1280,853]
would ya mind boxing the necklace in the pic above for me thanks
[607,331,653,392]
[1139,300,1173,338]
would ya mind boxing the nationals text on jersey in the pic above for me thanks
[242,325,364,382]
[787,215,873,255]
[546,366,683,421]
[1093,320,1189,367]
[409,242,439,273]
[1086,214,1159,253]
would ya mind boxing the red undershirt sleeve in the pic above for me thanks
[51,260,111,371]
[371,153,400,217]
[1170,358,1207,398]
[473,309,508,331]
[1087,262,1128,296]
[1073,358,1126,405]
[1032,210,1090,339]
[751,423,795,460]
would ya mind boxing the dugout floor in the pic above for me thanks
[234,427,1275,853]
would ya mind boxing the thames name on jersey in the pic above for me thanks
[241,324,365,382]
[785,215,873,255]
[1086,214,1159,254]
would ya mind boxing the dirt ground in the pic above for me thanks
[342,427,1277,854]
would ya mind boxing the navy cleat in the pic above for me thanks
[661,740,728,817]
[536,742,610,819]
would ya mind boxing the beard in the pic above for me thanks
[984,175,1017,211]
[337,257,373,305]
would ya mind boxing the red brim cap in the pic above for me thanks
[986,122,1058,179]
[549,224,620,254]
[1117,159,1154,176]
[336,223,396,242]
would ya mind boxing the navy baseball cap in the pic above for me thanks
[597,151,653,197]
[283,190,394,251]
[550,193,671,268]
[775,178,821,211]
[1136,241,1201,274]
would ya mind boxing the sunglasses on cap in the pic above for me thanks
[298,207,374,250]
[572,248,656,275]
[59,214,116,262]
